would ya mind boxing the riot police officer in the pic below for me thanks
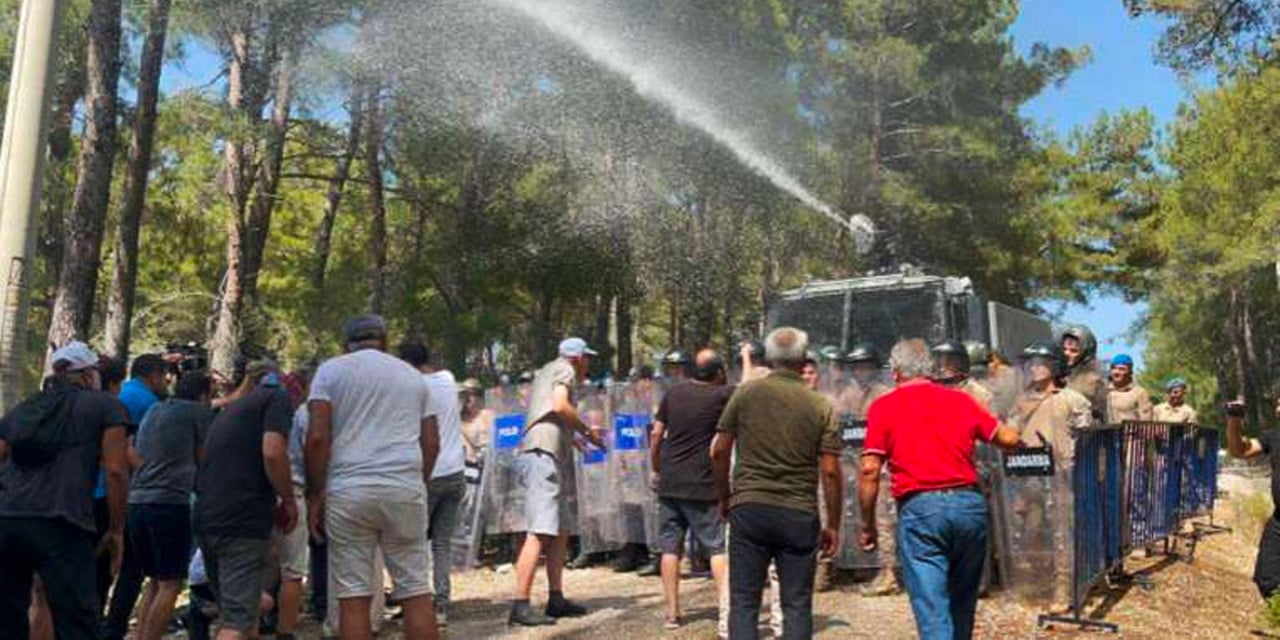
[931,340,994,411]
[1060,325,1107,422]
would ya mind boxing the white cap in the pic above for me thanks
[558,337,597,358]
[51,341,98,372]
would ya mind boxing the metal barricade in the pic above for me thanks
[1181,428,1219,520]
[1120,421,1185,553]
[1038,426,1122,632]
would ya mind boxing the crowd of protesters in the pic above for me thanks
[0,310,1261,640]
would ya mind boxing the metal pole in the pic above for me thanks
[0,0,66,411]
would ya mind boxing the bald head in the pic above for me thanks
[695,348,718,368]
[692,348,726,384]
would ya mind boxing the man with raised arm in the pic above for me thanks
[1224,397,1280,600]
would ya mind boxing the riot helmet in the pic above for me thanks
[966,342,990,376]
[931,340,970,383]
[663,349,693,379]
[1020,341,1064,386]
[844,343,881,366]
[818,345,843,363]
[1060,325,1097,369]
[844,343,881,385]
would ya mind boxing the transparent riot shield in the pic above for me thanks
[612,382,658,547]
[831,371,895,572]
[483,386,528,535]
[574,385,615,552]
[999,445,1073,606]
[451,457,489,570]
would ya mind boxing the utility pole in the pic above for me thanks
[0,0,66,411]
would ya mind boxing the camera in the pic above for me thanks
[165,341,208,374]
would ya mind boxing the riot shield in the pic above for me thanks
[831,372,895,572]
[998,443,1073,606]
[451,457,489,570]
[482,386,528,535]
[574,385,615,552]
[831,419,896,571]
[611,382,659,547]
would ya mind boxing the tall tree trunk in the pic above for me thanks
[40,68,86,289]
[241,41,295,307]
[103,0,171,361]
[210,23,267,376]
[47,0,124,347]
[536,290,554,363]
[364,87,387,314]
[310,83,366,296]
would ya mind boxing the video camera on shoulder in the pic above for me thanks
[165,341,208,374]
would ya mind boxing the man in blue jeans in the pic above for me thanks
[860,339,1023,640]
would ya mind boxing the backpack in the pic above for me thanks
[3,380,82,467]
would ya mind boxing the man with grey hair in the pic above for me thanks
[712,327,843,640]
[860,339,1023,640]
[306,315,440,640]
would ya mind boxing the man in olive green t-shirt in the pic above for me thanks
[711,327,843,640]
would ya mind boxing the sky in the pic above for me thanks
[1011,1,1194,367]
[154,2,1190,368]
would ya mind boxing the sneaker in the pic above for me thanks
[435,603,449,628]
[509,606,556,627]
[545,598,588,618]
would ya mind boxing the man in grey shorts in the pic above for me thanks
[651,348,732,630]
[508,338,606,627]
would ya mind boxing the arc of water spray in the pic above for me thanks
[492,0,875,252]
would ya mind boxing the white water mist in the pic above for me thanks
[491,0,876,251]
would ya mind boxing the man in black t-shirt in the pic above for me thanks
[649,348,732,631]
[1226,398,1280,599]
[194,372,296,639]
[0,342,130,640]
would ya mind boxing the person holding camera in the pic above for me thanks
[1224,398,1280,599]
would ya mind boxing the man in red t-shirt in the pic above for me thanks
[860,339,1022,640]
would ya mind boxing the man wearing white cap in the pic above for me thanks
[0,342,130,640]
[509,337,605,627]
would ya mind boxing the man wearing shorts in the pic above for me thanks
[508,338,605,627]
[650,348,731,630]
[194,364,296,640]
[306,315,440,640]
[128,371,214,640]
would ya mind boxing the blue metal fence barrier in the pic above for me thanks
[1039,426,1122,632]
[1039,423,1222,632]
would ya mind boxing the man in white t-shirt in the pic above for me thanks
[306,315,440,640]
[398,341,465,627]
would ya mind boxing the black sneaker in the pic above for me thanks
[509,606,556,627]
[545,598,588,618]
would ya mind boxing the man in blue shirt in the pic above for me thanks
[101,354,167,640]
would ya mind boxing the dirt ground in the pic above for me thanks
[271,471,1272,639]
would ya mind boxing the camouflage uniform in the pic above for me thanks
[1153,403,1197,424]
[1107,382,1153,424]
